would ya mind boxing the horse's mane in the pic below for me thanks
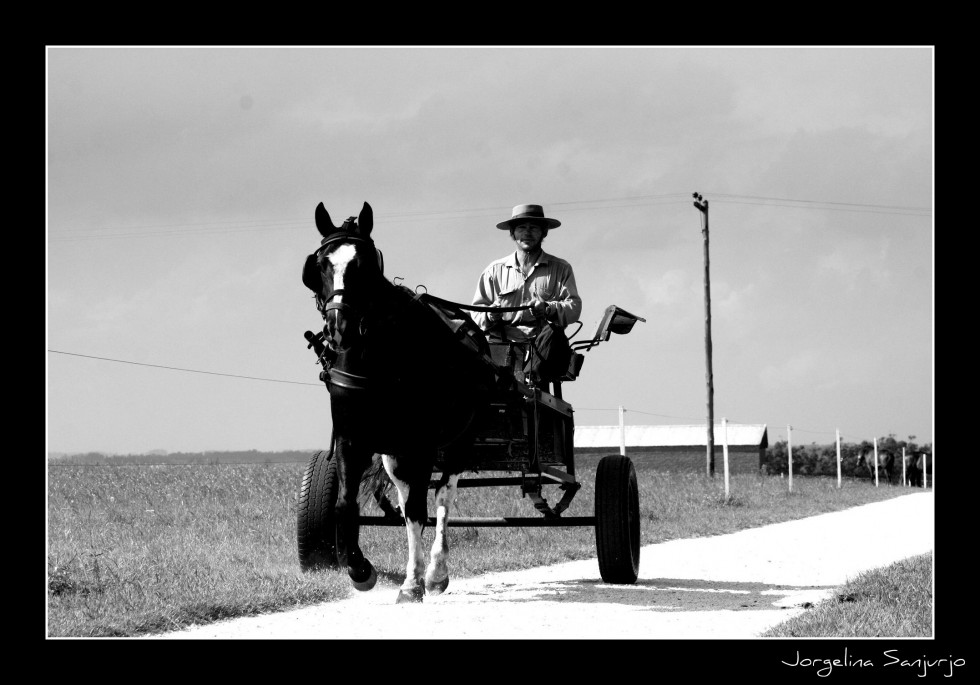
[365,281,494,374]
[322,266,497,456]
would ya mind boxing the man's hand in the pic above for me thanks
[487,298,505,323]
[530,298,549,318]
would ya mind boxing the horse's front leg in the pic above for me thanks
[425,471,459,596]
[382,453,430,603]
[335,439,377,591]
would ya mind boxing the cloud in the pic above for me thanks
[712,281,760,337]
[758,126,931,210]
[45,47,934,451]
[639,267,692,306]
[759,343,887,395]
[759,350,821,390]
[814,237,892,292]
[728,48,932,138]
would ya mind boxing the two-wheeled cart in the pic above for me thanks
[298,305,645,584]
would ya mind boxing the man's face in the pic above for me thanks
[512,222,546,252]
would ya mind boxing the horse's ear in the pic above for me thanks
[357,202,373,238]
[315,202,337,238]
[302,253,323,294]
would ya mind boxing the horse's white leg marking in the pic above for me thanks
[425,473,459,594]
[381,455,425,597]
[325,244,357,347]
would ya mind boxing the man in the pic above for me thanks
[471,204,582,385]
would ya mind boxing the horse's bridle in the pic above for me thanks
[314,230,378,349]
[318,288,365,332]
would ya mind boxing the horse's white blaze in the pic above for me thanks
[325,244,357,346]
[327,243,357,289]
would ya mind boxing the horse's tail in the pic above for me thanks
[359,452,393,504]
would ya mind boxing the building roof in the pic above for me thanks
[574,424,768,449]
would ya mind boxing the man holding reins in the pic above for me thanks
[471,204,582,386]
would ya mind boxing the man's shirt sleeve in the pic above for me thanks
[471,265,497,330]
[551,263,582,327]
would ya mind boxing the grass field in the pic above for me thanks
[761,551,933,638]
[47,454,926,637]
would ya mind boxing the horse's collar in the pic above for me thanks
[324,366,374,391]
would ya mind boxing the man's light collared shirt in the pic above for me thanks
[471,249,582,339]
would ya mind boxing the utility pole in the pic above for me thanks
[694,192,715,477]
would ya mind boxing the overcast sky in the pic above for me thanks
[46,46,933,455]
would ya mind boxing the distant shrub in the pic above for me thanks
[762,438,932,481]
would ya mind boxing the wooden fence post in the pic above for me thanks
[873,437,880,487]
[618,405,626,456]
[836,429,842,488]
[787,424,793,493]
[722,417,730,499]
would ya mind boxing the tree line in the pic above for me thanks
[762,434,932,479]
[47,449,315,465]
[50,434,933,477]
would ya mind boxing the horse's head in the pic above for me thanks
[855,448,873,476]
[303,202,385,352]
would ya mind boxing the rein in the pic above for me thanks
[311,231,532,394]
[418,292,532,314]
[316,281,419,394]
[317,288,366,332]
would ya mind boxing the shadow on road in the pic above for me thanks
[455,576,837,612]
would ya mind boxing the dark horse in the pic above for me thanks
[905,450,927,487]
[302,201,497,603]
[856,445,896,484]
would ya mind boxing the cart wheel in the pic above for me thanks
[595,454,640,584]
[297,448,340,571]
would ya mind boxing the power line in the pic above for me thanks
[707,192,931,214]
[48,221,311,241]
[48,350,322,386]
[47,191,931,242]
[45,350,712,420]
[48,193,692,237]
[713,198,930,217]
[48,350,919,443]
[576,406,705,422]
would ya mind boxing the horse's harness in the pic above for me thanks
[311,228,533,393]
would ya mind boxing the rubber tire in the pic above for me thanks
[297,449,340,571]
[595,454,640,584]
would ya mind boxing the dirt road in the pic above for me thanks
[151,491,933,639]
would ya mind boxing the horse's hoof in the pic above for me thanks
[425,576,449,596]
[350,564,377,592]
[395,588,424,604]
